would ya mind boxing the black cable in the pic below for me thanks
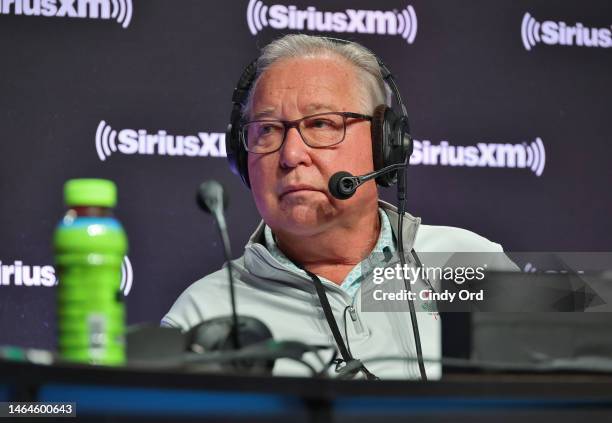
[306,270,352,361]
[302,268,379,381]
[410,249,437,293]
[379,55,425,379]
[396,167,428,381]
[315,349,342,378]
[342,306,353,357]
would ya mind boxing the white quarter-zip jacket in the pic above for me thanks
[162,201,512,379]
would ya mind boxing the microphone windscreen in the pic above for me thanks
[328,171,356,200]
[197,180,229,214]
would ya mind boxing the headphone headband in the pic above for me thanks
[226,36,412,188]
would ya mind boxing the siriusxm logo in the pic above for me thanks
[521,12,612,51]
[0,0,133,28]
[410,138,546,177]
[0,260,56,287]
[0,257,134,295]
[119,255,133,296]
[247,0,417,43]
[95,121,226,161]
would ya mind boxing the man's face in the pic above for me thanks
[247,56,378,238]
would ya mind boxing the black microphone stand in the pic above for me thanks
[210,207,241,350]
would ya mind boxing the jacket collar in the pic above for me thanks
[243,200,421,284]
[378,200,421,252]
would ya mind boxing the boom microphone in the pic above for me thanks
[195,181,275,374]
[194,181,348,376]
[197,180,229,218]
[196,180,239,349]
[329,160,429,380]
[328,162,407,200]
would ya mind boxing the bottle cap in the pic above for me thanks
[64,179,117,208]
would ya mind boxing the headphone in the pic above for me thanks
[226,37,413,189]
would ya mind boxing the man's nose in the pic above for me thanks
[279,126,313,169]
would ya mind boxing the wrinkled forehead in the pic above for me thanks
[249,56,363,120]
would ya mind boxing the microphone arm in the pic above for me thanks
[328,161,407,200]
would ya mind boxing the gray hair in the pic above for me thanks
[242,34,389,120]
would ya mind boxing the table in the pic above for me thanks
[2,358,612,422]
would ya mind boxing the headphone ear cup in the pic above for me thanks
[370,104,388,173]
[372,105,406,188]
[237,138,250,188]
[226,112,251,188]
[227,60,259,189]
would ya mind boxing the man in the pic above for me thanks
[162,35,507,379]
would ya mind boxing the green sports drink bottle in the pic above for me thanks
[54,179,128,365]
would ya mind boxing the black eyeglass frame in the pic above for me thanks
[239,111,372,154]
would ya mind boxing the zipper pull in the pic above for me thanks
[348,306,364,334]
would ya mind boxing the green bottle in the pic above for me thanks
[54,179,128,365]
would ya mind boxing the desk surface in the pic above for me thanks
[2,359,612,422]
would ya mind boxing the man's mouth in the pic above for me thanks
[279,184,322,198]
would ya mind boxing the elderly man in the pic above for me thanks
[162,35,505,379]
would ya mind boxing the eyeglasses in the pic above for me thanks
[240,112,372,154]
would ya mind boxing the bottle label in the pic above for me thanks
[88,314,107,362]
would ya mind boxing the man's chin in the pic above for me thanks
[269,204,337,236]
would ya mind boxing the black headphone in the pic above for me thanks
[226,37,413,189]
